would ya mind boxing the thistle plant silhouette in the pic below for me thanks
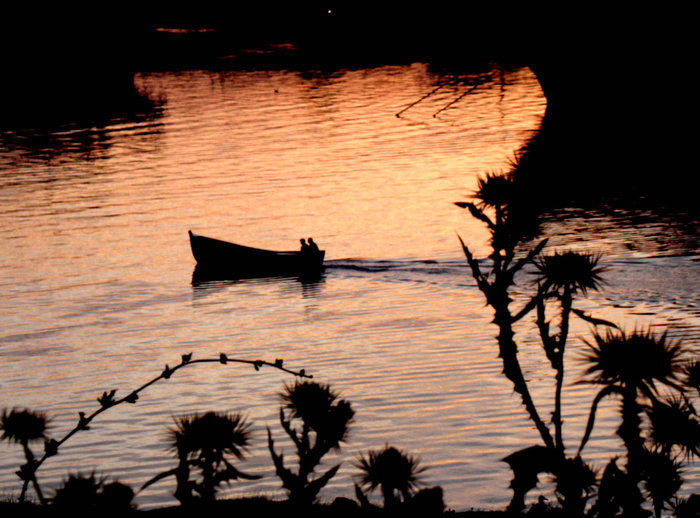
[456,172,554,453]
[355,445,425,509]
[580,329,699,518]
[534,250,608,453]
[267,380,354,506]
[0,409,50,504]
[456,169,700,517]
[52,472,134,511]
[142,411,260,505]
[456,171,607,513]
[0,352,310,504]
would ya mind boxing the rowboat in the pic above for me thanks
[188,230,325,279]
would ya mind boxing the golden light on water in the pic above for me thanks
[127,65,546,265]
[2,62,698,510]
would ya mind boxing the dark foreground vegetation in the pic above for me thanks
[3,495,700,518]
[452,171,700,518]
[0,498,541,518]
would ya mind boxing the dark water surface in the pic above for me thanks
[1,64,697,511]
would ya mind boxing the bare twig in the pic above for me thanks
[395,79,454,117]
[19,353,311,501]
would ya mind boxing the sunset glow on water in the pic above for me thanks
[1,63,698,511]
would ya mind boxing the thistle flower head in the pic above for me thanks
[535,251,605,295]
[473,172,516,209]
[282,381,337,422]
[170,411,252,460]
[641,448,683,514]
[355,445,425,499]
[1,409,50,445]
[281,381,354,446]
[649,397,700,459]
[582,328,685,393]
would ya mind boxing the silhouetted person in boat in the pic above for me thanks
[307,238,319,254]
[300,238,310,253]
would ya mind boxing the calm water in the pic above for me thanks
[1,63,698,511]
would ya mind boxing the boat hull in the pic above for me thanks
[188,231,325,279]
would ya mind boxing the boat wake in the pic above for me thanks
[325,258,471,286]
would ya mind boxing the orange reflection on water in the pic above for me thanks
[11,64,697,511]
[126,64,546,264]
